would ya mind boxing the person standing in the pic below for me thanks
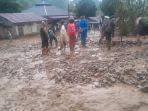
[67,18,77,58]
[48,27,58,48]
[59,21,68,53]
[101,18,112,50]
[79,16,88,47]
[40,21,49,55]
[105,20,112,50]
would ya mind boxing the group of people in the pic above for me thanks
[40,15,116,58]
[40,16,88,58]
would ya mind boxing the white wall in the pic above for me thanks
[23,23,39,35]
[23,24,32,35]
[15,26,19,36]
[32,23,38,33]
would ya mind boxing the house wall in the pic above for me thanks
[0,26,13,39]
[0,22,41,39]
[15,26,19,36]
[22,23,40,35]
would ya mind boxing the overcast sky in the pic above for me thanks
[70,0,102,1]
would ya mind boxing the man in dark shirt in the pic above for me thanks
[48,27,58,48]
[40,21,49,55]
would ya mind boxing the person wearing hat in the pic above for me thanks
[40,21,50,55]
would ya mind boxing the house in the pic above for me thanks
[0,13,47,39]
[23,0,69,23]
[88,17,100,30]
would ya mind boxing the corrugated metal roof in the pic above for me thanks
[49,15,69,19]
[0,13,47,24]
[23,4,68,17]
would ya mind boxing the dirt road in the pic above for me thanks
[0,33,148,111]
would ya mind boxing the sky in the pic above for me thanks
[70,0,102,1]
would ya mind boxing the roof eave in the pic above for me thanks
[13,20,47,25]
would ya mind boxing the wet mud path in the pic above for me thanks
[0,33,148,111]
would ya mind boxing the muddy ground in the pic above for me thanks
[0,32,148,111]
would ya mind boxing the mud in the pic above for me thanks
[0,33,148,111]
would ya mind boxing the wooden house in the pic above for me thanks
[0,13,47,39]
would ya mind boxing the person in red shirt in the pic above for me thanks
[67,18,77,58]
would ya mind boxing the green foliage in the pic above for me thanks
[140,18,148,27]
[100,0,147,35]
[18,0,37,9]
[144,1,148,17]
[101,0,119,17]
[0,0,69,13]
[96,1,103,15]
[0,0,22,13]
[69,1,76,13]
[117,0,147,35]
[75,0,97,17]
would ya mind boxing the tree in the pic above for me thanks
[116,0,147,36]
[75,0,97,17]
[100,0,147,41]
[69,1,76,13]
[0,0,22,13]
[18,0,37,9]
[143,0,148,17]
[101,0,119,17]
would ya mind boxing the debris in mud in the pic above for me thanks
[50,39,148,88]
[0,34,148,111]
[0,35,148,90]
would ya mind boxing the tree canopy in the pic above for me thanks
[101,0,119,17]
[100,0,148,36]
[101,0,148,17]
[75,0,97,17]
[0,0,22,13]
[116,0,147,35]
[0,0,69,13]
